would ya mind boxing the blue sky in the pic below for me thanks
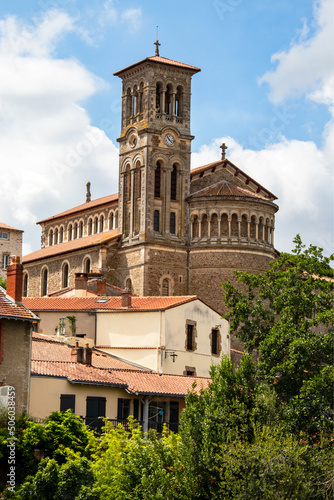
[0,0,333,256]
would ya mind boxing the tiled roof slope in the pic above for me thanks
[114,55,200,76]
[32,332,148,371]
[0,286,39,322]
[189,180,269,201]
[23,230,119,264]
[23,295,198,312]
[37,194,118,224]
[31,333,210,396]
[0,223,23,232]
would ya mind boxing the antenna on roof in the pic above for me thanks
[154,26,160,56]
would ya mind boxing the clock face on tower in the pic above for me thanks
[165,134,174,146]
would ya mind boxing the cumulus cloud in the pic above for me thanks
[99,0,142,31]
[0,10,119,254]
[259,0,334,108]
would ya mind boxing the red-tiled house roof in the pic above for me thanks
[23,295,198,312]
[23,230,120,264]
[0,286,39,322]
[37,194,118,224]
[0,223,23,232]
[31,333,210,397]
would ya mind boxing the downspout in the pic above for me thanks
[142,396,149,436]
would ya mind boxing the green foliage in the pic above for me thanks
[222,235,334,436]
[0,277,6,289]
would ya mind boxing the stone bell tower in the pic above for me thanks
[114,42,200,248]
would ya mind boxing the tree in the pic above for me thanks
[222,235,334,436]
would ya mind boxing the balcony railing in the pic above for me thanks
[83,417,179,434]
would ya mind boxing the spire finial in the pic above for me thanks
[220,143,228,160]
[154,26,160,56]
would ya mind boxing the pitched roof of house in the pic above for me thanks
[0,223,23,232]
[23,295,198,312]
[23,230,120,264]
[114,55,200,76]
[0,286,39,322]
[190,159,277,200]
[189,179,271,201]
[31,333,210,396]
[32,332,148,371]
[37,194,118,224]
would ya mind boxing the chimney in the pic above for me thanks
[74,273,88,297]
[85,343,92,366]
[96,279,106,295]
[71,341,79,362]
[6,256,23,303]
[121,289,132,308]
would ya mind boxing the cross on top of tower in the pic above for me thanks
[154,26,160,56]
[220,143,228,160]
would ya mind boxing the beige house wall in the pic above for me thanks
[34,310,96,342]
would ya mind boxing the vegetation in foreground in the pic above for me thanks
[0,236,332,499]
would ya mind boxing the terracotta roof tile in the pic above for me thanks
[0,223,23,232]
[23,230,119,264]
[37,194,118,224]
[23,295,198,312]
[114,56,200,76]
[189,180,269,201]
[0,286,39,321]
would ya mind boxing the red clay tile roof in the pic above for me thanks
[114,56,200,76]
[0,223,23,232]
[32,333,148,371]
[189,180,270,201]
[37,194,118,224]
[191,159,277,200]
[31,333,210,396]
[23,295,198,312]
[23,230,120,264]
[0,286,39,322]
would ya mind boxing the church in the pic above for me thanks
[22,45,279,324]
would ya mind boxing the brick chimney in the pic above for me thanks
[121,289,132,308]
[74,273,88,297]
[96,279,106,295]
[71,342,92,365]
[6,256,23,303]
[85,344,92,366]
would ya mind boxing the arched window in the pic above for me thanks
[94,217,98,234]
[62,263,69,288]
[171,164,177,200]
[59,227,64,243]
[231,214,238,237]
[154,162,161,198]
[170,212,176,234]
[124,165,131,202]
[68,225,73,241]
[258,217,264,241]
[54,228,58,245]
[135,165,141,199]
[156,82,162,112]
[250,216,256,239]
[221,214,228,237]
[241,215,248,238]
[100,215,104,233]
[49,230,53,246]
[211,214,218,238]
[23,273,28,297]
[125,277,132,291]
[88,219,93,236]
[133,85,138,115]
[109,213,114,230]
[201,214,208,238]
[176,85,183,117]
[154,210,160,232]
[138,82,144,114]
[193,215,199,238]
[265,218,270,243]
[41,268,48,296]
[79,221,83,238]
[126,87,132,119]
[165,84,172,114]
[162,278,170,296]
[74,223,78,239]
[84,257,91,274]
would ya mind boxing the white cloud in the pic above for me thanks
[0,10,119,252]
[192,134,333,256]
[121,8,142,32]
[259,0,334,108]
[98,1,142,31]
